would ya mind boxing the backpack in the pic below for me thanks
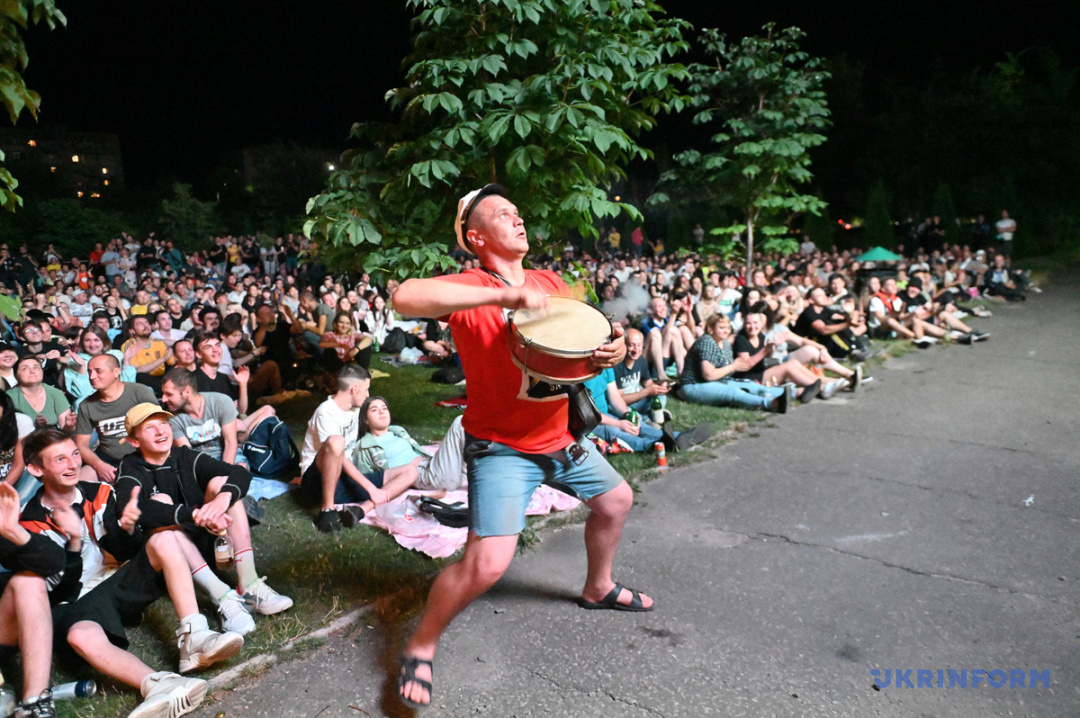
[381,327,408,354]
[242,416,300,479]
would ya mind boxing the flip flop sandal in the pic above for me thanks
[397,655,433,710]
[579,582,654,612]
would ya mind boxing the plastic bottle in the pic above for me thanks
[52,680,97,701]
[214,531,235,571]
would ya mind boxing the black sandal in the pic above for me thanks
[397,654,433,709]
[579,582,654,612]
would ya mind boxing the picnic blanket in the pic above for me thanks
[361,481,581,558]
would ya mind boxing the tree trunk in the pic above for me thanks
[745,215,755,282]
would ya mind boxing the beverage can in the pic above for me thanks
[655,442,667,470]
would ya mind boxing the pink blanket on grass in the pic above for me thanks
[361,482,581,558]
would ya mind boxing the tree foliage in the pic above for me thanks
[864,180,893,250]
[158,183,220,251]
[0,0,65,211]
[306,0,690,280]
[651,24,830,272]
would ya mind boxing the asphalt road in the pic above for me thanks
[204,274,1079,718]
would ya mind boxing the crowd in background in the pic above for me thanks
[0,215,1036,716]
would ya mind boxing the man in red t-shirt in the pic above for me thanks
[393,185,652,710]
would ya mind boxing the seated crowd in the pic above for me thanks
[0,227,1024,716]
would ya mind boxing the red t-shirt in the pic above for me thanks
[435,268,573,454]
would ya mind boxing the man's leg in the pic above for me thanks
[67,621,155,689]
[144,531,198,620]
[417,415,465,491]
[400,534,519,706]
[0,573,52,700]
[644,328,665,382]
[581,481,654,609]
[315,435,347,512]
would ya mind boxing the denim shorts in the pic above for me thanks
[465,434,623,537]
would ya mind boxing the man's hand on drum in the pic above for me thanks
[591,323,626,369]
[499,286,549,313]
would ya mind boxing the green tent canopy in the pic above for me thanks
[855,246,903,262]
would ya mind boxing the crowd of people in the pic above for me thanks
[0,201,1034,715]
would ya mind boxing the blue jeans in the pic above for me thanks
[679,379,782,409]
[465,436,623,537]
[592,414,664,453]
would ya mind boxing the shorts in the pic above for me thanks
[465,434,623,537]
[300,461,384,505]
[52,549,167,651]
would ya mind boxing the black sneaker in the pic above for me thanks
[769,389,789,414]
[799,379,821,404]
[340,505,365,529]
[659,424,678,453]
[957,333,974,345]
[972,331,991,342]
[15,691,55,718]
[315,510,342,534]
[675,422,712,451]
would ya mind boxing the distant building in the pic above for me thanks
[0,125,125,198]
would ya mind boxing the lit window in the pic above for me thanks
[90,192,101,198]
[71,155,80,163]
[77,191,84,198]
[103,179,109,186]
[102,167,108,175]
[27,140,37,147]
[50,166,57,173]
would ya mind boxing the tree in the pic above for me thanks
[158,183,220,250]
[864,180,893,249]
[306,0,690,281]
[652,24,830,275]
[0,0,65,211]
[931,181,957,245]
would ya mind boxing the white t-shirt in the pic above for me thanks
[995,218,1016,241]
[300,396,361,473]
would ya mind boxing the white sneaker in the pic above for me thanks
[242,577,294,615]
[129,672,207,718]
[819,379,848,400]
[216,591,256,636]
[177,614,244,673]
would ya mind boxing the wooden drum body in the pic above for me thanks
[508,296,613,384]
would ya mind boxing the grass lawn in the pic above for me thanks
[40,342,924,716]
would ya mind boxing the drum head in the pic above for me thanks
[513,296,611,354]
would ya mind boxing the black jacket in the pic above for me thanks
[114,445,250,531]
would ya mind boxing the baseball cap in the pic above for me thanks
[908,277,923,290]
[453,183,507,254]
[124,402,174,435]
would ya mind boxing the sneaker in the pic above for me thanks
[972,331,991,342]
[973,306,993,317]
[316,509,342,533]
[848,349,869,363]
[912,336,934,348]
[14,691,55,718]
[216,591,256,636]
[768,389,789,414]
[177,614,244,673]
[675,422,712,451]
[130,672,208,718]
[242,577,294,615]
[798,379,821,404]
[956,333,974,345]
[819,379,848,400]
[340,504,365,528]
[613,437,635,454]
[849,364,863,392]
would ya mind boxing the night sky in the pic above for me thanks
[19,0,1078,190]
